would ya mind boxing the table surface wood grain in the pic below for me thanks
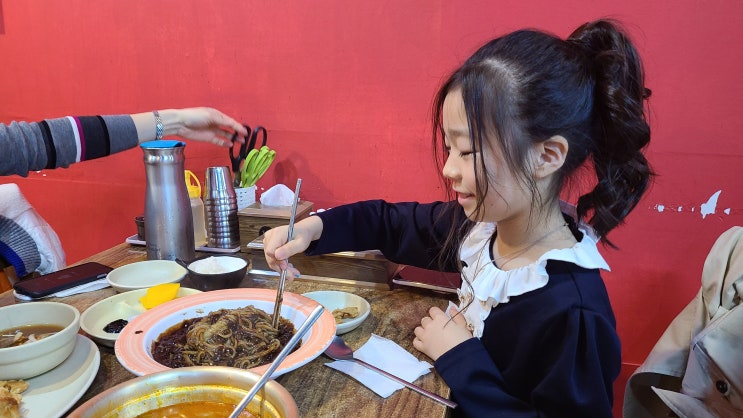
[0,243,455,418]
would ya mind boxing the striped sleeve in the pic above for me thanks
[0,114,138,176]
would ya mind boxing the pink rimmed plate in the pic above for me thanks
[114,288,336,378]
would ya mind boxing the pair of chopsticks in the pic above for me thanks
[271,178,302,329]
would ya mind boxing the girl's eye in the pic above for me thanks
[460,150,474,157]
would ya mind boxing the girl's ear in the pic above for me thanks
[533,135,568,178]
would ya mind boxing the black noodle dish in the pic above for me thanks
[152,305,298,369]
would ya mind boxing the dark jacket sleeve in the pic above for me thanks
[307,199,465,271]
[435,263,620,418]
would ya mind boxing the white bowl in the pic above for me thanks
[0,302,81,379]
[302,290,371,334]
[106,260,187,292]
[80,287,202,347]
[115,288,336,378]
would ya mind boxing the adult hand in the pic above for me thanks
[262,216,324,277]
[164,107,249,147]
[413,306,473,361]
[134,107,248,147]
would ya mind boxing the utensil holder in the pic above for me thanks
[235,185,257,210]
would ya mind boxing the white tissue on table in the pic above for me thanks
[325,334,432,398]
[260,184,297,207]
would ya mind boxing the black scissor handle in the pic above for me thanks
[229,124,252,170]
[247,126,268,151]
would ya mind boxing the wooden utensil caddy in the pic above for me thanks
[237,200,314,248]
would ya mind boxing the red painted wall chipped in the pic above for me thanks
[2,1,743,414]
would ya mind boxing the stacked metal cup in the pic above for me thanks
[203,166,241,248]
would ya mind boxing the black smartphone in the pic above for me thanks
[13,262,113,298]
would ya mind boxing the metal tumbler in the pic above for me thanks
[203,166,241,248]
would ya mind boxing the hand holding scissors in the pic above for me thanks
[229,124,252,187]
[229,125,274,188]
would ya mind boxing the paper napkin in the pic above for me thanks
[13,278,110,301]
[325,333,433,398]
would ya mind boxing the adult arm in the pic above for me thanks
[1,107,247,177]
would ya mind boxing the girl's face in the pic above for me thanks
[441,89,531,223]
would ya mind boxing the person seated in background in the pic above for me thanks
[0,107,249,177]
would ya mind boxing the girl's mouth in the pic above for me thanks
[457,192,475,205]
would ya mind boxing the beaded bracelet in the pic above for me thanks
[153,110,164,141]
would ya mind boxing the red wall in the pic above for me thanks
[2,0,743,406]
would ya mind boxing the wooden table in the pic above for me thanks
[0,243,456,418]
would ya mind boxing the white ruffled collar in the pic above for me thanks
[455,220,610,337]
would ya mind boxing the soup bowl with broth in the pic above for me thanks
[67,366,299,418]
[0,301,80,379]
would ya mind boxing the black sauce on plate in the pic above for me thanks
[103,319,128,333]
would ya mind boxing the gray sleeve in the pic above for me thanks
[0,121,49,177]
[0,115,138,177]
[101,115,139,154]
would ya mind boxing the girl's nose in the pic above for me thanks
[442,155,458,180]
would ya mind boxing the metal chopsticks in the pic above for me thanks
[272,178,302,329]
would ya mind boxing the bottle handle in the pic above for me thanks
[184,170,202,198]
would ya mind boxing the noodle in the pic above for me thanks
[152,305,297,369]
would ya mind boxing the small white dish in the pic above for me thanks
[106,260,187,293]
[302,291,371,334]
[20,334,100,418]
[80,287,202,347]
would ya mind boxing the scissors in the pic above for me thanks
[229,125,268,187]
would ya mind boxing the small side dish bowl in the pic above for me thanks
[106,260,187,293]
[0,302,81,379]
[67,365,298,418]
[184,255,250,291]
[302,290,371,334]
[80,287,202,347]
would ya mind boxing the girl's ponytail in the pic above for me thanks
[568,20,654,244]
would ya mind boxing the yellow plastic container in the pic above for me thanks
[185,170,207,247]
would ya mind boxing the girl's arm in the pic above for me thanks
[308,199,463,271]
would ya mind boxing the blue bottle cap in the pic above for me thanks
[140,140,185,149]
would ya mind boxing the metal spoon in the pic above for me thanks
[324,336,457,409]
[271,178,302,329]
[228,304,324,418]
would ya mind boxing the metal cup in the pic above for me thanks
[203,166,240,248]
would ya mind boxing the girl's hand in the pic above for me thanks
[413,306,473,361]
[262,216,324,277]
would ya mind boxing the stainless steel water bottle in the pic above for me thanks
[141,140,195,261]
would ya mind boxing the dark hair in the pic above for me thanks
[432,19,652,264]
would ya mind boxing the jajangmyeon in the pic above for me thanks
[151,305,296,369]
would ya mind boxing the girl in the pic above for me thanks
[263,19,652,417]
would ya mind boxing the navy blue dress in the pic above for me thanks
[308,200,620,417]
